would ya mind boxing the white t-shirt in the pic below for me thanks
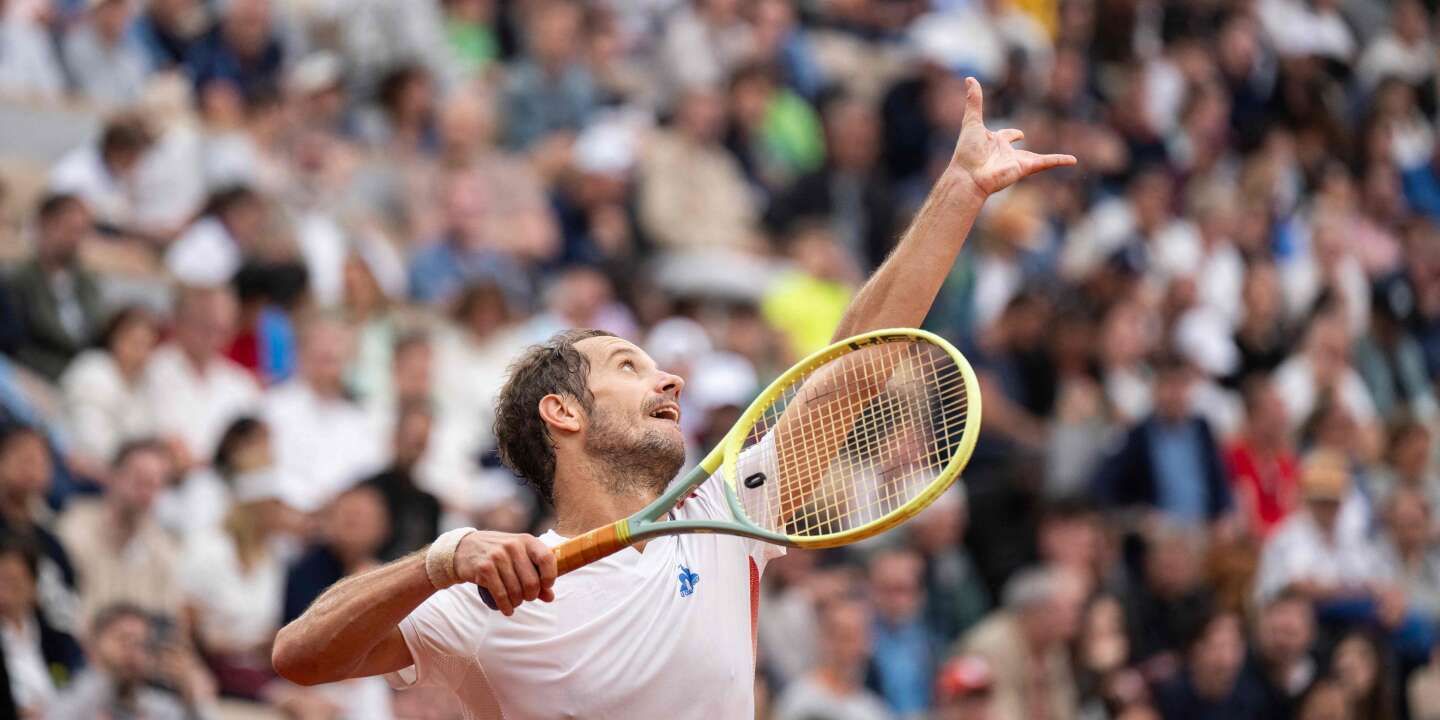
[263,381,386,512]
[178,528,284,653]
[390,472,784,719]
[142,344,262,462]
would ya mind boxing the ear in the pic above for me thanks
[538,393,583,435]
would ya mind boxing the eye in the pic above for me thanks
[620,360,637,373]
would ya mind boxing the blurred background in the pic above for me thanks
[0,0,1439,718]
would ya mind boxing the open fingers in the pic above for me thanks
[1020,151,1079,175]
[964,77,985,128]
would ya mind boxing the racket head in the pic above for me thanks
[719,328,981,548]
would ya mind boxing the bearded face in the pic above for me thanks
[582,399,686,495]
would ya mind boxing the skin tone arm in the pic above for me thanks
[272,532,558,686]
[831,78,1076,340]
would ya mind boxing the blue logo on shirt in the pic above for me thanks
[678,565,699,597]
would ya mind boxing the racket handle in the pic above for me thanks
[475,521,630,610]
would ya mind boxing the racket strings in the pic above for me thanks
[735,339,971,539]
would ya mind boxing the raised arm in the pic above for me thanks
[831,78,1076,340]
[272,531,556,685]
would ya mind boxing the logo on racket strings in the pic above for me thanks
[677,565,699,597]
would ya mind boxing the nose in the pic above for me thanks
[658,371,685,400]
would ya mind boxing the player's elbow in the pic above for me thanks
[271,625,336,686]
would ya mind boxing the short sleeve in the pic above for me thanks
[388,586,488,690]
[691,464,786,570]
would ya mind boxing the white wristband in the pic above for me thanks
[425,527,477,590]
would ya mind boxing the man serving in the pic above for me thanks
[272,79,1075,719]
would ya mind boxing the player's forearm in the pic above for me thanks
[832,170,986,340]
[272,552,434,686]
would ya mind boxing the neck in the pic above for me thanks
[551,457,664,537]
[817,664,862,694]
[179,341,211,370]
[108,502,144,543]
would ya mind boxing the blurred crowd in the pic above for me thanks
[3,0,1440,719]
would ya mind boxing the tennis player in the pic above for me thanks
[272,78,1074,718]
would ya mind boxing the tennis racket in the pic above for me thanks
[479,327,981,607]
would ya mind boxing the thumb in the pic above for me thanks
[964,77,985,128]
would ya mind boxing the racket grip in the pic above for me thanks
[475,521,630,610]
[555,521,629,574]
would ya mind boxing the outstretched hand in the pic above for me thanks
[950,77,1077,197]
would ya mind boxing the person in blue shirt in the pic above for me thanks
[867,547,940,717]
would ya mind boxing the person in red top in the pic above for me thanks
[1226,376,1301,537]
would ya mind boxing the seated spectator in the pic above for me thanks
[134,0,208,70]
[0,532,83,717]
[1272,311,1380,443]
[362,398,442,562]
[263,313,384,513]
[184,0,284,105]
[142,285,261,466]
[6,194,105,382]
[1296,679,1355,720]
[0,425,81,634]
[283,484,391,624]
[909,488,990,644]
[1075,593,1151,717]
[156,415,266,539]
[766,95,899,272]
[957,566,1084,720]
[62,0,152,107]
[48,116,154,240]
[1255,450,1387,605]
[1095,353,1234,528]
[933,654,995,720]
[659,0,754,96]
[867,547,938,717]
[1151,609,1268,718]
[56,439,182,628]
[407,173,533,307]
[1355,279,1438,423]
[1367,418,1440,522]
[0,0,65,101]
[772,596,893,720]
[164,185,268,288]
[1123,521,1216,673]
[59,306,159,470]
[1240,589,1318,717]
[638,86,761,255]
[46,603,218,720]
[178,457,296,700]
[1227,261,1295,388]
[501,0,597,150]
[1036,498,1110,597]
[761,223,857,359]
[1374,487,1440,618]
[1330,630,1397,720]
[1227,375,1300,538]
[725,62,825,191]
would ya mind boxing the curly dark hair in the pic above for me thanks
[494,329,614,506]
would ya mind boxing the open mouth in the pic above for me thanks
[649,404,681,423]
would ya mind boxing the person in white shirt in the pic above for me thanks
[1255,450,1396,608]
[59,307,159,468]
[263,313,385,513]
[142,286,261,467]
[271,77,1076,718]
[48,116,153,239]
[774,597,895,720]
[0,0,64,102]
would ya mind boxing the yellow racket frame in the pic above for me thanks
[549,327,983,574]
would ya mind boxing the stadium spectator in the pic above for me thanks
[761,222,857,359]
[0,531,82,717]
[62,0,151,108]
[58,306,159,469]
[1095,353,1234,527]
[6,194,104,382]
[909,487,990,645]
[957,566,1084,720]
[46,602,217,720]
[1123,522,1216,673]
[1374,487,1440,617]
[867,547,937,717]
[0,425,80,634]
[133,0,208,71]
[141,285,260,465]
[283,483,390,624]
[1227,375,1302,537]
[363,398,442,562]
[772,596,892,720]
[264,313,384,512]
[163,185,268,288]
[184,0,285,105]
[1240,589,1319,717]
[56,439,181,628]
[933,654,995,720]
[1367,418,1440,518]
[1151,609,1268,718]
[47,115,154,240]
[501,0,597,151]
[0,0,65,101]
[1331,630,1398,720]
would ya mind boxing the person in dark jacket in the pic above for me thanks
[0,531,84,717]
[283,484,390,623]
[363,398,441,562]
[1095,353,1234,525]
[1152,609,1269,720]
[5,194,104,382]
